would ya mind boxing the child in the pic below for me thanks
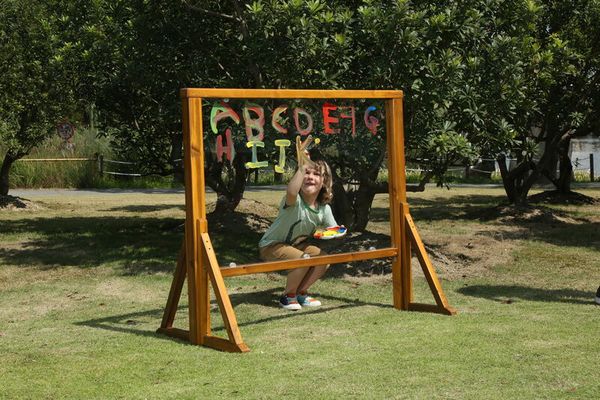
[258,156,338,310]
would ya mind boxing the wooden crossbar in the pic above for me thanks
[220,248,397,277]
[181,88,403,99]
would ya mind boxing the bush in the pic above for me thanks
[7,128,110,188]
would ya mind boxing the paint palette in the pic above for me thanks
[313,225,347,240]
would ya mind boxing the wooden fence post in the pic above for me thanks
[590,154,595,182]
[98,154,104,175]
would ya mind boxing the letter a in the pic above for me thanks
[210,102,240,133]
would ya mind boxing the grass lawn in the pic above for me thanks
[1,186,599,399]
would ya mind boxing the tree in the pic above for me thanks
[69,0,267,210]
[240,0,536,228]
[0,0,77,196]
[496,0,600,204]
[170,0,547,225]
[73,0,596,221]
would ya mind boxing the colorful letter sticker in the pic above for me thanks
[293,108,313,136]
[364,106,379,135]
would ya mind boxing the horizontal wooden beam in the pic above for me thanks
[408,302,457,316]
[181,88,403,100]
[220,247,398,277]
[202,335,250,353]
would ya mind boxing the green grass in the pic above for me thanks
[1,187,599,399]
[6,128,110,189]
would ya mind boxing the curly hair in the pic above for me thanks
[313,159,333,205]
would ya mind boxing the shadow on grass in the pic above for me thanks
[0,216,183,274]
[213,289,394,333]
[75,308,168,340]
[458,284,596,305]
[0,212,264,274]
[101,204,185,213]
[372,193,600,250]
[3,191,596,277]
[490,219,600,250]
[370,194,505,223]
[76,288,393,344]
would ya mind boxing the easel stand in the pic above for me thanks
[157,89,456,352]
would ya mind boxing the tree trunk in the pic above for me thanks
[353,184,377,231]
[556,155,573,193]
[212,153,248,213]
[556,132,574,194]
[170,131,184,185]
[330,178,354,228]
[330,167,385,232]
[497,153,538,206]
[0,152,18,196]
[497,154,518,203]
[273,168,283,184]
[406,170,433,192]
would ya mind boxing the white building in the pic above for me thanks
[492,135,599,174]
[570,135,600,172]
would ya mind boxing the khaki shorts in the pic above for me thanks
[259,241,327,262]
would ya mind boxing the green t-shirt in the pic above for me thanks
[259,194,337,248]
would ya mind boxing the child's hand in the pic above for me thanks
[296,135,316,170]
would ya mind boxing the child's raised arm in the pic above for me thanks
[285,166,305,206]
[286,136,316,206]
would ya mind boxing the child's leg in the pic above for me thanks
[259,243,310,295]
[296,244,329,293]
[285,268,312,295]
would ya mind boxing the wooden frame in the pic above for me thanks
[157,88,456,352]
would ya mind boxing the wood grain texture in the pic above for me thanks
[181,88,403,99]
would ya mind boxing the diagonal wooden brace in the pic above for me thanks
[200,233,249,352]
[405,213,457,315]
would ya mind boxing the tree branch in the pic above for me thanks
[229,0,264,87]
[182,1,236,21]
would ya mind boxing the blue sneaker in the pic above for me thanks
[297,293,321,307]
[279,295,301,311]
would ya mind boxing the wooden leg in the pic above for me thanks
[400,203,412,309]
[187,221,211,345]
[197,223,211,343]
[159,240,187,329]
[391,256,403,309]
[390,200,403,310]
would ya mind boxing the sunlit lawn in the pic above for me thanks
[1,187,598,399]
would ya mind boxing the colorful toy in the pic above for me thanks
[313,225,347,240]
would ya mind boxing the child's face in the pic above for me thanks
[301,167,324,197]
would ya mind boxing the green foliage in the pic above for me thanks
[425,129,478,184]
[3,0,596,203]
[489,0,600,202]
[6,128,110,189]
[0,0,85,195]
[0,0,77,159]
[234,0,546,186]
